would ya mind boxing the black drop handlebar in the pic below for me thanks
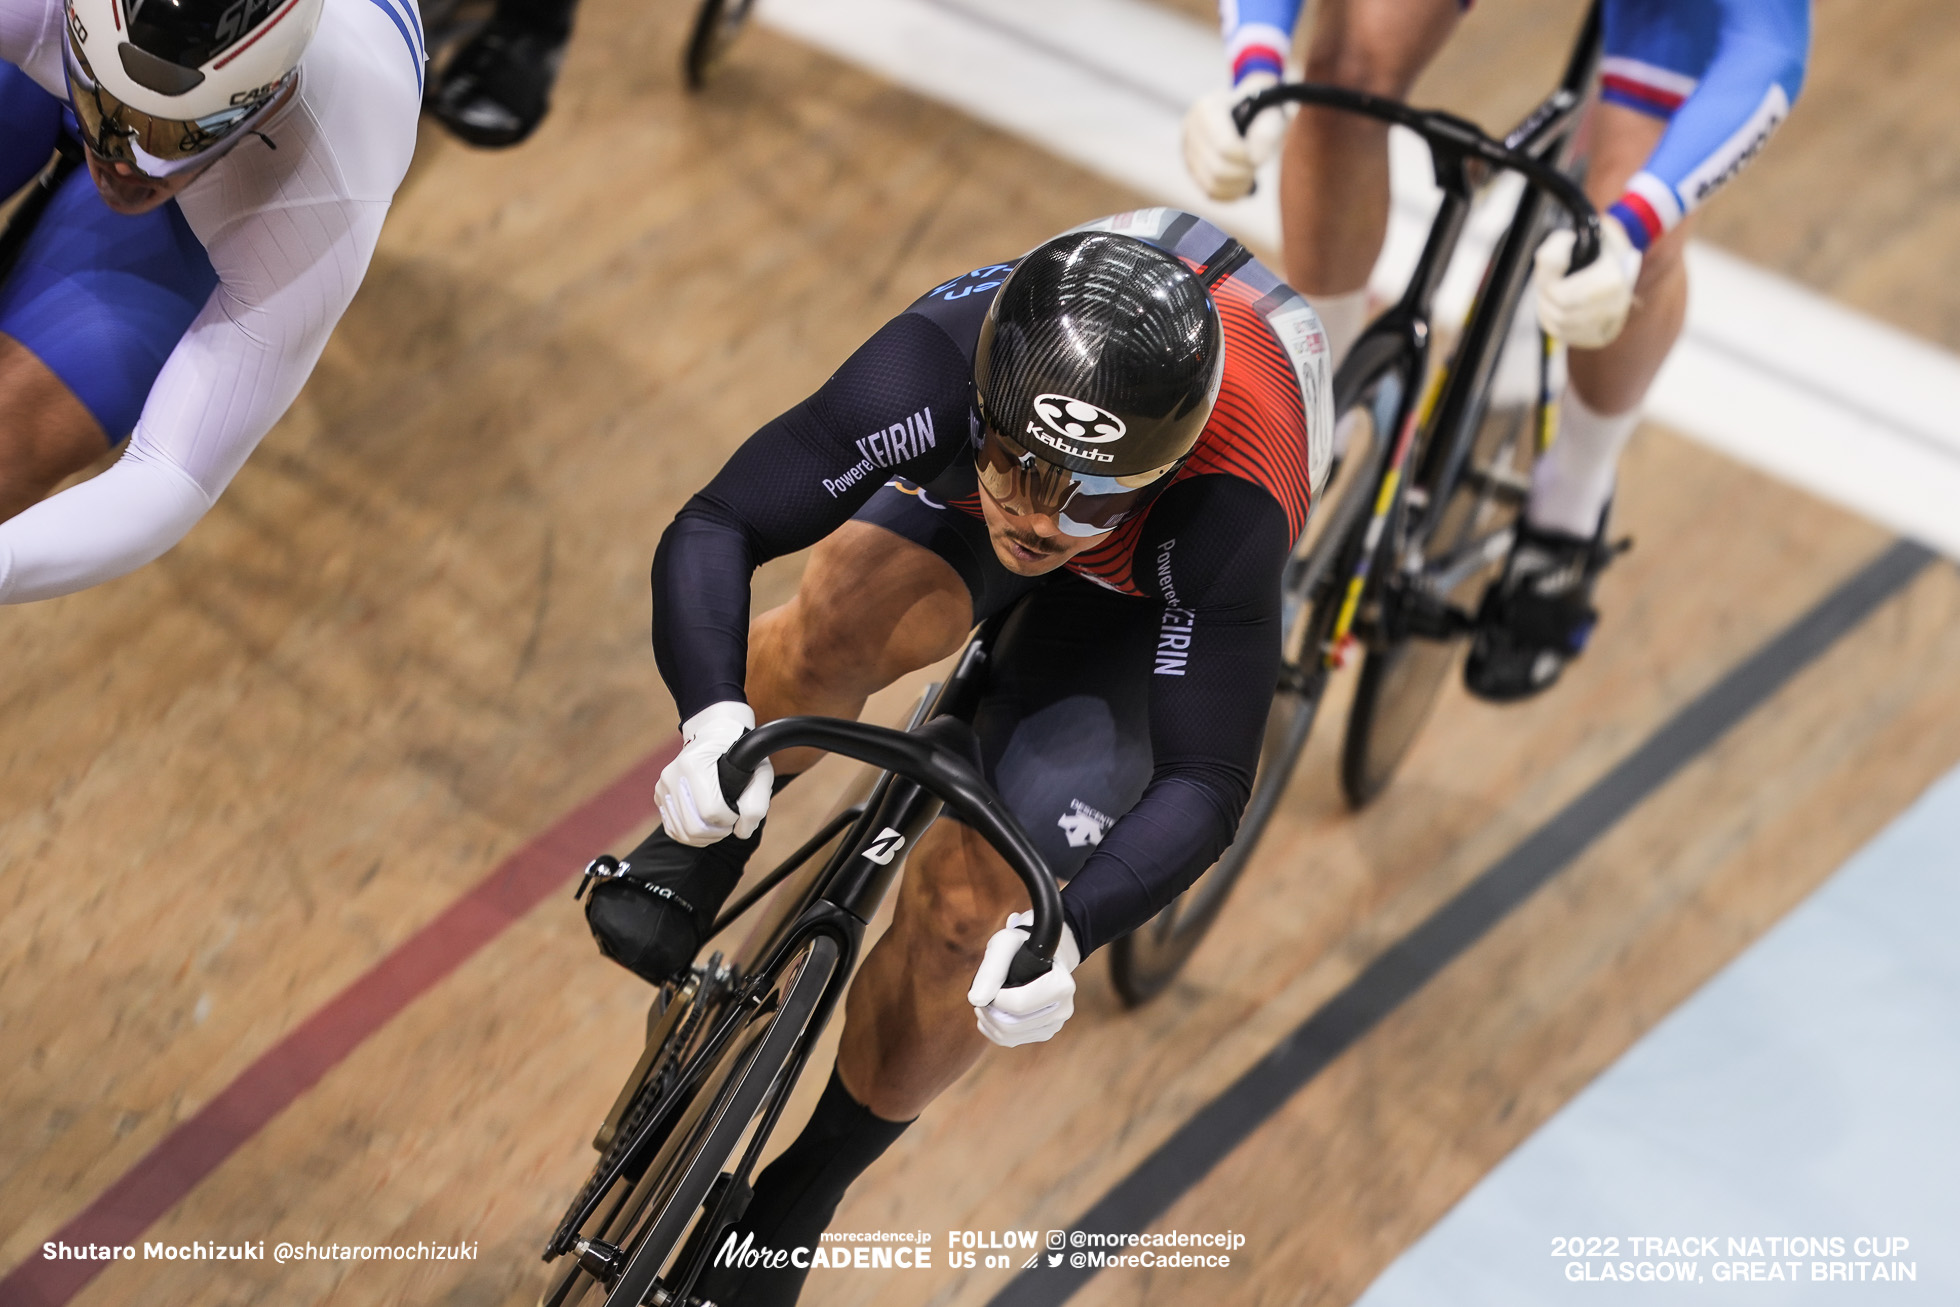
[1233,82,1602,271]
[716,716,1065,988]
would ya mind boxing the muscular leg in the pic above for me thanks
[690,541,1024,1307]
[743,519,976,776]
[1568,104,1688,416]
[1525,106,1686,533]
[0,333,109,524]
[835,818,1026,1118]
[691,823,1018,1306]
[1474,108,1691,695]
[1278,0,1463,298]
[740,520,1021,1114]
[587,519,974,984]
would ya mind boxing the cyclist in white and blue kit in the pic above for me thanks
[1186,0,1809,698]
[0,0,421,604]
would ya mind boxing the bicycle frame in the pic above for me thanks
[1239,0,1603,667]
[550,612,1060,1303]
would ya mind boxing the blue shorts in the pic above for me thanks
[0,63,218,444]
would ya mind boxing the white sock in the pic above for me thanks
[1307,288,1369,371]
[1526,387,1641,536]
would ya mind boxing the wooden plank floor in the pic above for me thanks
[1,0,1955,1304]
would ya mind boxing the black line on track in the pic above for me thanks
[991,538,1935,1307]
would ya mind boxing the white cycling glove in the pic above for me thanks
[1182,72,1288,202]
[1534,215,1642,350]
[967,911,1082,1048]
[655,701,774,847]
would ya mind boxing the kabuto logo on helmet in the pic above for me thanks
[1032,394,1126,444]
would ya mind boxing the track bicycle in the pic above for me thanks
[536,617,1064,1307]
[1108,2,1605,1004]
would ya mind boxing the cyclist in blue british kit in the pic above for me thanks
[1185,0,1809,698]
[0,0,421,604]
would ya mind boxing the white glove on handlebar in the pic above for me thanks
[1182,72,1287,202]
[655,701,774,847]
[968,911,1081,1048]
[1533,215,1642,350]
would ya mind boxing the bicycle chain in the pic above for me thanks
[545,979,722,1257]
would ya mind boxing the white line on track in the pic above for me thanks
[757,0,1960,556]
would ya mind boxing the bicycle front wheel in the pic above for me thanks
[1341,396,1533,807]
[1107,352,1402,1006]
[541,934,838,1307]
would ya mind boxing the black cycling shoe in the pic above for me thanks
[582,823,762,985]
[1463,516,1618,703]
[428,20,566,147]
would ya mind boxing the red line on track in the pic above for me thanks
[0,739,679,1307]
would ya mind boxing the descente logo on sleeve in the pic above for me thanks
[821,408,937,497]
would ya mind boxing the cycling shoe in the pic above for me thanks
[583,823,761,984]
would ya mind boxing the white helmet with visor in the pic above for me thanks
[63,0,324,178]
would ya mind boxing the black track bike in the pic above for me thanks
[1108,3,1606,1004]
[537,617,1064,1307]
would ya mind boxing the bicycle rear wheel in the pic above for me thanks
[543,933,839,1307]
[1340,395,1534,807]
[1107,357,1402,1006]
[682,0,758,90]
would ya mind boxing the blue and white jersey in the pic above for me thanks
[1598,0,1808,250]
[1213,0,1811,251]
[0,0,423,603]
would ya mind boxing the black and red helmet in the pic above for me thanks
[974,230,1224,481]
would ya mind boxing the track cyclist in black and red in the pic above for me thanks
[585,208,1329,1305]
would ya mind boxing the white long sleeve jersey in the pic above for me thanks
[0,0,422,603]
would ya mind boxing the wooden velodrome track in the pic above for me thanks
[3,0,1957,1303]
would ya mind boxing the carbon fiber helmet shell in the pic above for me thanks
[974,231,1224,480]
[66,0,324,122]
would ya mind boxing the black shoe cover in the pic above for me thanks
[584,823,761,984]
[1463,519,1609,703]
[430,21,566,147]
[694,1071,914,1307]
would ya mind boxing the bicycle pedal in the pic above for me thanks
[574,855,625,900]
